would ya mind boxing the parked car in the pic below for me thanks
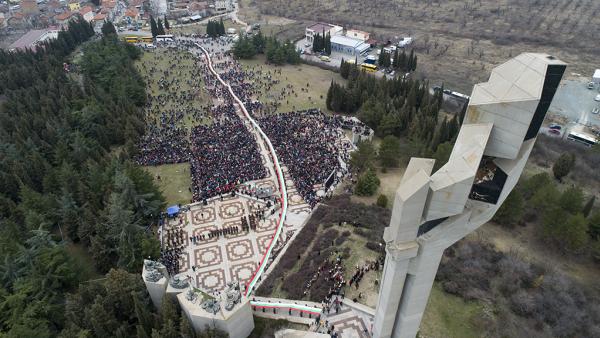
[595,94,600,102]
[320,55,331,62]
[588,82,595,89]
[549,123,562,130]
[592,108,599,115]
[548,129,561,135]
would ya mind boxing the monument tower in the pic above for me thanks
[373,53,566,338]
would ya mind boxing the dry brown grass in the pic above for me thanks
[242,0,600,93]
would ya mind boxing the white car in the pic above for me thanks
[595,94,600,102]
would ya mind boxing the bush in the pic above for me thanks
[355,168,380,196]
[376,194,388,208]
[552,153,575,181]
[493,190,524,227]
[365,241,384,253]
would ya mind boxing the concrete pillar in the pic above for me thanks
[372,255,410,338]
[392,244,445,338]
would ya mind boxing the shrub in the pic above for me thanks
[552,153,575,181]
[376,194,388,208]
[365,241,384,253]
[355,168,380,196]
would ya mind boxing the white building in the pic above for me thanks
[305,22,342,43]
[330,35,370,56]
[593,69,600,85]
[8,29,59,51]
[345,29,369,42]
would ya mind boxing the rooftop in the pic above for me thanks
[331,35,367,48]
[307,22,335,33]
[8,29,52,50]
[55,11,73,21]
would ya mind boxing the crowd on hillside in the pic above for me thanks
[258,109,349,208]
[189,105,266,202]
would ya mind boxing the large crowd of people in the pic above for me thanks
[258,109,348,208]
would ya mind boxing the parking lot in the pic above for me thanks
[549,79,600,128]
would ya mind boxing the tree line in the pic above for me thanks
[0,19,169,336]
[206,19,225,38]
[150,15,169,37]
[233,31,301,65]
[327,66,461,155]
[378,48,417,71]
[494,169,600,259]
[312,32,331,55]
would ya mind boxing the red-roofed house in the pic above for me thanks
[124,7,139,22]
[55,11,76,26]
[93,13,106,22]
[78,6,94,22]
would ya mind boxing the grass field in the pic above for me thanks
[420,283,485,338]
[135,49,211,131]
[145,163,192,206]
[239,55,346,113]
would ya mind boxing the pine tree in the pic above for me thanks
[164,16,170,30]
[392,48,399,69]
[219,19,225,35]
[101,21,117,37]
[150,16,158,37]
[583,195,595,218]
[157,19,165,36]
[326,81,334,110]
[325,32,331,55]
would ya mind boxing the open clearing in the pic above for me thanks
[239,55,346,113]
[421,283,484,338]
[145,163,192,206]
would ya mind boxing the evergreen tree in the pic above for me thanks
[350,141,376,173]
[378,135,401,168]
[392,48,399,69]
[218,18,225,35]
[583,195,595,218]
[163,16,170,30]
[355,168,380,196]
[325,32,331,55]
[552,153,576,181]
[493,190,525,227]
[157,19,165,36]
[150,16,158,37]
[589,211,600,240]
[101,21,117,37]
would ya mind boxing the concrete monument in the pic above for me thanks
[373,53,566,338]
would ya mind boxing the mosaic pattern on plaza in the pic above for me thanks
[175,189,310,293]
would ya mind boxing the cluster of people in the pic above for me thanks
[304,255,346,298]
[258,109,347,208]
[161,248,183,276]
[349,258,381,289]
[189,110,266,201]
[135,48,208,165]
[189,226,241,245]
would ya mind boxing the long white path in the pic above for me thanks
[195,44,292,298]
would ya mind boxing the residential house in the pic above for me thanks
[78,5,94,22]
[345,29,369,42]
[305,22,343,43]
[124,7,139,23]
[68,1,80,11]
